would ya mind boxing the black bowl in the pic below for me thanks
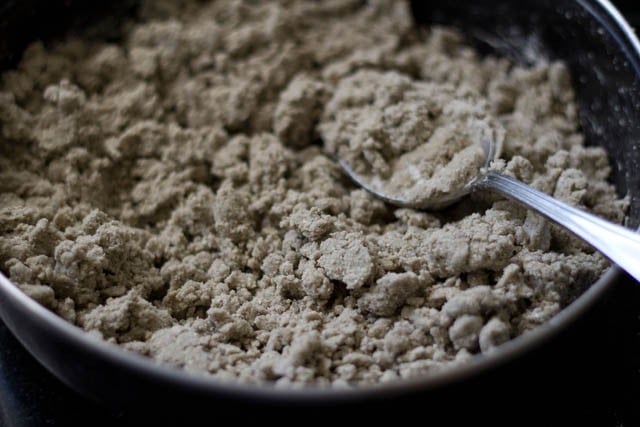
[0,0,638,422]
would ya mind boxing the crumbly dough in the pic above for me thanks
[0,0,628,387]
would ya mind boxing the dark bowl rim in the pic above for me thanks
[0,0,638,404]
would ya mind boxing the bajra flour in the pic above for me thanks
[0,0,628,386]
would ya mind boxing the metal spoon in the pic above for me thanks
[338,138,640,282]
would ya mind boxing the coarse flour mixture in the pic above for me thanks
[0,0,628,386]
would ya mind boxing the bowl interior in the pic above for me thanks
[0,0,637,405]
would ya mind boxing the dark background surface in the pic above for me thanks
[0,1,640,426]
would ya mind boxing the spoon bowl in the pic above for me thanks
[339,138,499,210]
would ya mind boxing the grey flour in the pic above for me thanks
[0,0,629,387]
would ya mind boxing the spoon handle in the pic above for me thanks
[478,172,640,282]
